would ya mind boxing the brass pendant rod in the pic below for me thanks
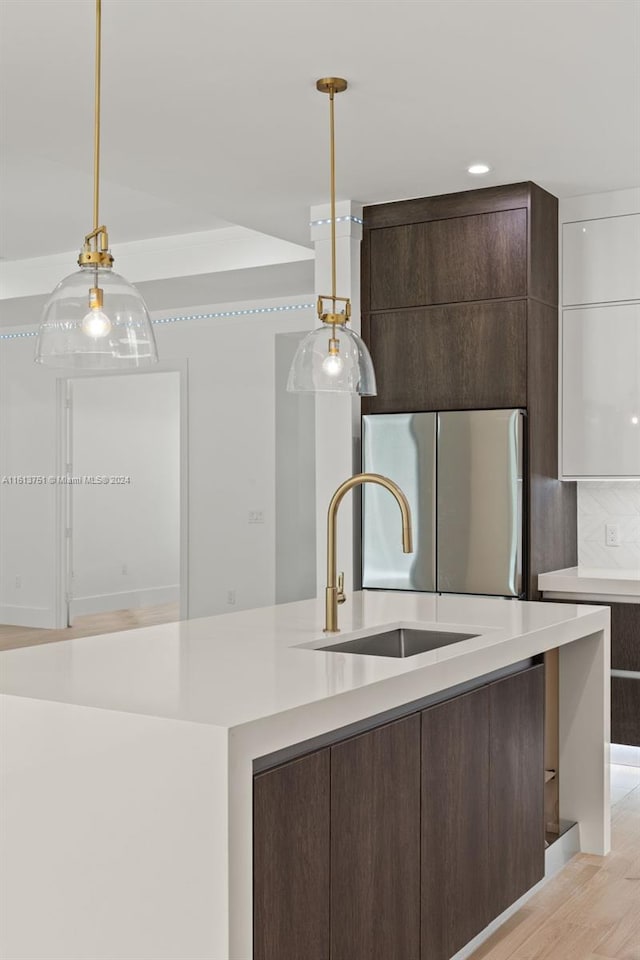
[79,0,111,267]
[329,85,336,302]
[315,77,347,323]
[92,0,102,234]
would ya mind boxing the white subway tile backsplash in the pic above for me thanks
[577,482,640,569]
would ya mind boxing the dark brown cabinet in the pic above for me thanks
[254,665,545,960]
[331,714,421,960]
[550,599,640,747]
[364,301,527,414]
[489,666,545,916]
[370,208,528,311]
[612,676,640,747]
[421,686,491,960]
[610,603,640,672]
[253,749,330,960]
[610,603,640,747]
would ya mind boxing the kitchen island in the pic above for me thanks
[0,591,609,960]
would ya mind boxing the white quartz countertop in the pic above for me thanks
[0,591,608,729]
[538,566,640,599]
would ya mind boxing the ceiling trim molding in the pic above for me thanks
[0,300,315,341]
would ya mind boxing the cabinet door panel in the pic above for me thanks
[563,214,640,305]
[363,300,527,413]
[562,303,640,477]
[611,604,640,672]
[421,686,491,960]
[253,750,329,960]
[489,666,545,917]
[331,714,421,960]
[370,209,528,310]
[612,676,640,747]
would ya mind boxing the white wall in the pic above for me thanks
[69,373,181,617]
[274,333,316,604]
[0,295,317,627]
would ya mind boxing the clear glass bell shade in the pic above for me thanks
[35,265,158,369]
[286,323,377,395]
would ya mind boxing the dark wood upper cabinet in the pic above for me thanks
[528,182,559,307]
[330,714,421,960]
[363,300,527,414]
[421,686,491,960]
[364,183,532,229]
[489,665,545,917]
[253,750,330,960]
[370,209,528,311]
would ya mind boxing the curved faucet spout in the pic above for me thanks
[325,472,413,633]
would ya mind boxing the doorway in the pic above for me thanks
[62,371,183,628]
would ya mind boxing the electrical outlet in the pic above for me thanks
[121,564,128,575]
[227,589,236,605]
[605,523,620,547]
[248,510,264,524]
[15,575,21,589]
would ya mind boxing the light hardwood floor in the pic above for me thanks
[470,766,640,960]
[0,603,180,652]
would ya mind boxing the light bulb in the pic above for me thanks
[81,285,111,338]
[322,336,344,377]
[322,352,344,376]
[82,307,112,338]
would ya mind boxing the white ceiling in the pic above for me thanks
[1,0,639,261]
[0,260,315,327]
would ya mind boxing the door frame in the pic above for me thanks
[54,361,189,628]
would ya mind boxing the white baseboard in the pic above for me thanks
[69,585,180,620]
[0,605,57,629]
[612,743,640,767]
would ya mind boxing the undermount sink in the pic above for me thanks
[316,627,479,658]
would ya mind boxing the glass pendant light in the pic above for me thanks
[35,0,158,369]
[287,79,376,396]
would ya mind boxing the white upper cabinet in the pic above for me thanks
[562,304,640,478]
[563,214,640,306]
[560,191,640,479]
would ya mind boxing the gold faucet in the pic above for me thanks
[325,472,413,632]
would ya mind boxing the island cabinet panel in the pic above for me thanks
[362,300,527,414]
[489,665,545,917]
[421,686,491,960]
[369,208,528,311]
[330,714,421,960]
[253,665,545,960]
[253,749,330,960]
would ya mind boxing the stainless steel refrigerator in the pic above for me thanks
[362,409,524,598]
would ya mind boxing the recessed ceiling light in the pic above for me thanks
[467,163,490,175]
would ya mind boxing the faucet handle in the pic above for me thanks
[337,571,346,605]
